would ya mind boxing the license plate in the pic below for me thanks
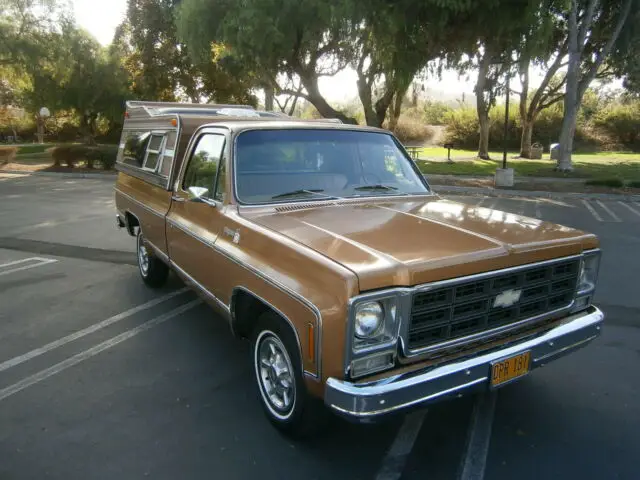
[490,351,531,388]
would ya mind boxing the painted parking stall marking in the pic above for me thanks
[581,200,604,221]
[0,299,202,402]
[618,201,640,219]
[595,200,621,222]
[0,257,58,277]
[0,287,189,373]
[375,410,427,480]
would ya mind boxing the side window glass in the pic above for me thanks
[142,134,166,172]
[123,131,150,167]
[182,134,225,199]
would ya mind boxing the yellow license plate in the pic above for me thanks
[490,351,531,387]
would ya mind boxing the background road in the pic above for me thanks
[1,173,638,479]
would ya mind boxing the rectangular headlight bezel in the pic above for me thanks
[577,249,601,296]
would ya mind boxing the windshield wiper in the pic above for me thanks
[353,184,398,191]
[271,189,328,200]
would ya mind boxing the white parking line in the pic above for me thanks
[487,199,498,210]
[0,257,58,277]
[595,200,621,222]
[475,197,487,207]
[534,200,542,219]
[375,410,427,480]
[0,299,202,402]
[618,201,640,219]
[0,288,189,373]
[517,203,525,216]
[581,200,603,222]
[459,391,497,480]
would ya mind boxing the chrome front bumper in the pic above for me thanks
[325,306,604,420]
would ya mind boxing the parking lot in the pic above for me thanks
[1,173,639,479]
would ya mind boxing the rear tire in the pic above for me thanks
[251,311,328,438]
[137,231,169,288]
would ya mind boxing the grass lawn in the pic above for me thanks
[15,144,58,155]
[414,147,640,181]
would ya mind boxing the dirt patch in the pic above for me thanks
[431,176,640,195]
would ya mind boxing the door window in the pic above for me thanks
[182,134,226,200]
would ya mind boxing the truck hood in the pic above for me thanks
[240,197,598,291]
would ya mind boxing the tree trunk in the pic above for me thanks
[557,0,580,171]
[264,84,274,111]
[300,74,357,124]
[475,52,493,160]
[478,113,490,160]
[388,92,403,132]
[520,118,534,158]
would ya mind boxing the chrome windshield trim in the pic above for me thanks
[230,127,432,207]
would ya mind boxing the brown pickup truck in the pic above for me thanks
[114,101,604,436]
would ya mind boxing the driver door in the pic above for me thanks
[166,131,228,294]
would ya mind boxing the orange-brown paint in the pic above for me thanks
[115,116,600,401]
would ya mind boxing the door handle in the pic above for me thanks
[171,196,186,203]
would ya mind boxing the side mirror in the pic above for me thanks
[187,186,209,202]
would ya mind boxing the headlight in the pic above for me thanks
[355,302,384,338]
[577,250,601,295]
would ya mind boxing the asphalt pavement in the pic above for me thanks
[1,173,639,480]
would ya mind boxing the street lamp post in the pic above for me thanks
[494,63,514,188]
[37,107,50,144]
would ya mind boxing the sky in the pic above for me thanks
[71,0,559,105]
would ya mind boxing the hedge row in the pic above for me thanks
[51,145,118,170]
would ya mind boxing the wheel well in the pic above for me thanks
[231,289,272,339]
[124,211,139,237]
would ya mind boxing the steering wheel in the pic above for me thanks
[361,172,382,184]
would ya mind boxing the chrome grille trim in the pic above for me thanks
[399,254,582,359]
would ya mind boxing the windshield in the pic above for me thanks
[234,129,430,204]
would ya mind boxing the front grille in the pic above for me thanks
[407,258,580,352]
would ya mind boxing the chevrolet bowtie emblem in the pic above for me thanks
[493,289,522,308]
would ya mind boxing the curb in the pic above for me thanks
[431,184,640,202]
[426,173,585,184]
[0,169,117,180]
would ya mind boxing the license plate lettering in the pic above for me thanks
[490,351,531,387]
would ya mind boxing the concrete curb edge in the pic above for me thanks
[1,170,117,180]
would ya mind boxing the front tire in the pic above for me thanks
[251,311,327,438]
[137,231,169,288]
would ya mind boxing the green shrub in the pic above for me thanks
[585,178,624,187]
[442,106,519,151]
[592,102,640,152]
[95,145,118,170]
[422,101,454,125]
[0,146,17,163]
[627,180,640,188]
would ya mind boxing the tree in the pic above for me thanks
[56,27,129,143]
[0,0,67,67]
[557,0,636,170]
[177,0,360,123]
[114,0,256,104]
[452,0,541,159]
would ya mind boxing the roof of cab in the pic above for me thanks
[194,120,386,135]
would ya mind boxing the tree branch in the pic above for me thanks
[537,94,564,112]
[577,0,633,99]
[577,0,599,54]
